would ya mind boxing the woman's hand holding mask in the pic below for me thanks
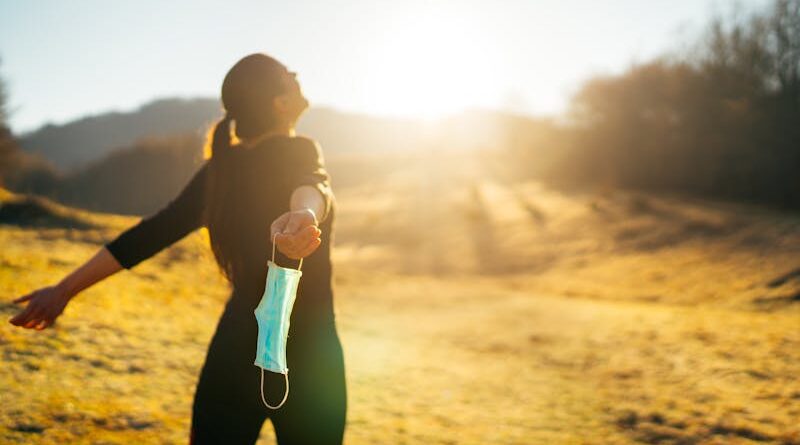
[270,208,322,260]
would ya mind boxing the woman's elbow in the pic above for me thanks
[290,184,332,224]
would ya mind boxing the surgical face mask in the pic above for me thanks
[254,232,303,410]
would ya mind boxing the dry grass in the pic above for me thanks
[1,148,798,444]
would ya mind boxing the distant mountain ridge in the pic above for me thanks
[8,97,557,217]
[19,98,222,171]
[18,97,542,172]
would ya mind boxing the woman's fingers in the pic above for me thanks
[295,235,322,258]
[22,308,45,329]
[277,226,320,253]
[290,229,322,259]
[34,318,53,330]
[10,290,41,325]
[8,286,66,330]
[276,227,322,259]
[291,225,320,249]
[26,305,48,328]
[294,226,321,255]
[269,207,323,260]
[9,304,34,326]
[11,299,47,329]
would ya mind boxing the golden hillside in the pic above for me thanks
[2,149,799,444]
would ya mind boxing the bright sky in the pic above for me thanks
[0,0,771,134]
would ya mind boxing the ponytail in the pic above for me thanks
[209,113,233,159]
[202,111,242,283]
[203,53,290,284]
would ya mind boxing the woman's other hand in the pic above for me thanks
[270,208,322,260]
[8,285,71,330]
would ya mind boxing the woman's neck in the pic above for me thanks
[240,126,296,149]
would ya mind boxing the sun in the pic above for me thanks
[355,9,497,121]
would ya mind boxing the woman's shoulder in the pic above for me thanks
[239,134,324,164]
[288,134,325,161]
[245,134,322,154]
[290,134,322,151]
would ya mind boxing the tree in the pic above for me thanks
[548,0,800,209]
[769,0,800,108]
[0,57,20,187]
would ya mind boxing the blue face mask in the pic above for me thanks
[253,232,303,410]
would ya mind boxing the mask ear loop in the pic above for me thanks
[259,231,303,410]
[260,368,289,410]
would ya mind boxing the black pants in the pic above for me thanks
[189,296,347,444]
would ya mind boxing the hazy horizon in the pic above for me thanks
[0,0,772,135]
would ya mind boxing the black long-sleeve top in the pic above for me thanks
[104,135,337,328]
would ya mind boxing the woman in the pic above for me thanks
[8,53,347,445]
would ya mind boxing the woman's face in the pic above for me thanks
[274,69,309,125]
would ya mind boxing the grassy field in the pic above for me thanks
[1,149,799,444]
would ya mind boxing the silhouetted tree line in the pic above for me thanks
[14,134,205,216]
[0,59,206,215]
[54,134,206,215]
[0,59,61,192]
[3,129,204,217]
[0,58,22,187]
[536,0,800,210]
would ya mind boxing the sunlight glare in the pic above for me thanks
[357,8,498,121]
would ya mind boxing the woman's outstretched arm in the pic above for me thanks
[270,137,334,259]
[8,246,124,330]
[105,162,209,270]
[269,185,327,260]
[9,161,209,330]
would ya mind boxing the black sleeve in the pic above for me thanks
[105,162,209,269]
[286,137,333,223]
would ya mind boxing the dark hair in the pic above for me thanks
[202,53,291,284]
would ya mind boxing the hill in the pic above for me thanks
[17,97,552,173]
[0,186,100,230]
[1,148,798,443]
[18,98,221,171]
